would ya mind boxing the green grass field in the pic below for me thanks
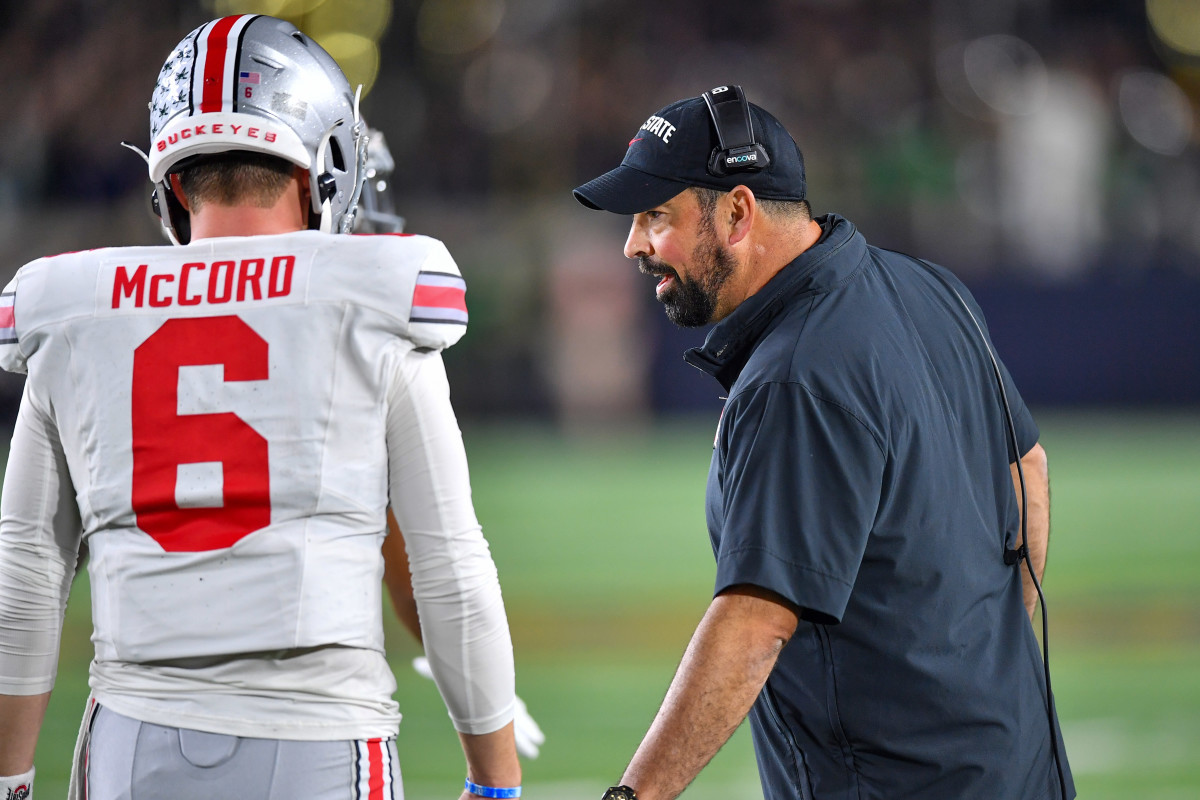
[23,412,1200,798]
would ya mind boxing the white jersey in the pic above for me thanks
[0,230,515,740]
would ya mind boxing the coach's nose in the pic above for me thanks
[624,215,651,260]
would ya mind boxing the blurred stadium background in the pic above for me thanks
[2,0,1198,797]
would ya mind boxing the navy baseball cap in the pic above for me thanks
[573,86,806,214]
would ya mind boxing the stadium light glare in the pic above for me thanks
[962,34,1047,117]
[461,48,553,133]
[417,0,505,55]
[1147,0,1200,57]
[307,0,392,41]
[1116,69,1194,156]
[210,0,289,16]
[280,0,332,15]
[312,31,381,95]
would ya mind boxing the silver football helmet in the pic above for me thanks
[145,14,367,243]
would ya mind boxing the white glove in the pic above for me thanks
[413,656,546,759]
[0,766,33,800]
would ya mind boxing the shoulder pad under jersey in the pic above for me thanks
[358,233,469,352]
[0,249,106,375]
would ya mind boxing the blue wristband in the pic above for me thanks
[465,779,522,798]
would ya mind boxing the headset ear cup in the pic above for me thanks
[707,143,771,178]
[708,148,728,177]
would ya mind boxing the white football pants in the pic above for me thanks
[78,704,402,800]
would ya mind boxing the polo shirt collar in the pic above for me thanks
[684,213,866,390]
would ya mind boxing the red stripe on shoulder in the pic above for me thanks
[413,284,467,313]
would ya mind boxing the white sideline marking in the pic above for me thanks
[1061,716,1197,774]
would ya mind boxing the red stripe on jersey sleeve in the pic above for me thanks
[413,284,467,313]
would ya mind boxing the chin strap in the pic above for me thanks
[154,179,185,245]
[120,141,150,164]
[310,120,342,234]
[122,141,185,244]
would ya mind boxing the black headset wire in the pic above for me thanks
[924,263,1068,800]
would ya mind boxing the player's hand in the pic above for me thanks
[509,693,545,759]
[413,656,546,759]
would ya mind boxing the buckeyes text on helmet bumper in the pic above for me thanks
[148,112,311,184]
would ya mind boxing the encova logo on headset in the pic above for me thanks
[725,152,759,167]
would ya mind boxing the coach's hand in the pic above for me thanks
[413,656,546,758]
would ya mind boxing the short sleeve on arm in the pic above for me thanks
[953,275,1039,460]
[712,382,886,624]
[996,355,1038,459]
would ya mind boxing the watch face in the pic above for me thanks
[602,787,636,800]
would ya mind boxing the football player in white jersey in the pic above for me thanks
[0,15,521,800]
[355,126,545,761]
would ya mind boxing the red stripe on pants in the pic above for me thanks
[367,738,385,799]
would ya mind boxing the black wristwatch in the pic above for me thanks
[601,786,638,800]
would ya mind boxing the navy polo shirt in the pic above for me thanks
[686,215,1074,800]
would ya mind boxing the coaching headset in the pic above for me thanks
[698,84,1067,800]
[701,84,771,177]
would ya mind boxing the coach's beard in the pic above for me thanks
[638,238,736,328]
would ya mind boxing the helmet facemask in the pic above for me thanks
[351,126,406,235]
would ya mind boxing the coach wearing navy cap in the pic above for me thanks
[576,86,1074,800]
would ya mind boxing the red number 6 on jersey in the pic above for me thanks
[131,315,270,551]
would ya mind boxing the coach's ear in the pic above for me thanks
[169,174,191,211]
[725,185,756,247]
